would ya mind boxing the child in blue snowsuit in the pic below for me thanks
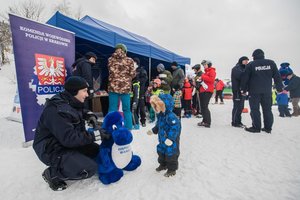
[276,92,291,117]
[147,94,181,177]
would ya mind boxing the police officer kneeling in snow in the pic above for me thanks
[33,76,107,191]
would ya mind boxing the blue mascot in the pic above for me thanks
[97,111,141,184]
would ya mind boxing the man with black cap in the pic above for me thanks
[241,49,283,133]
[33,76,104,191]
[72,51,98,110]
[231,56,249,128]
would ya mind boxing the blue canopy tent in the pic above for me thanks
[47,11,190,87]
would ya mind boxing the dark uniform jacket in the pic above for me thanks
[241,54,283,94]
[33,91,95,165]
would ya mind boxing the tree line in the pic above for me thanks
[0,0,83,66]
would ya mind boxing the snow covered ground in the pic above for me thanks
[0,63,300,200]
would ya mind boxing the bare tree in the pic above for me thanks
[0,20,12,65]
[74,6,83,20]
[8,0,45,22]
[53,0,72,17]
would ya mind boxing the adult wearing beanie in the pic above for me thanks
[241,49,283,133]
[231,56,249,128]
[72,51,98,110]
[171,61,185,89]
[108,43,136,130]
[156,63,173,94]
[33,76,101,191]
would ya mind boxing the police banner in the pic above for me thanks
[9,14,75,143]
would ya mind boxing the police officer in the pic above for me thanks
[241,49,283,133]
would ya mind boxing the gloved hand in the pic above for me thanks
[86,112,98,128]
[87,128,101,141]
[99,128,111,140]
[164,138,173,146]
[147,130,153,135]
[132,102,137,110]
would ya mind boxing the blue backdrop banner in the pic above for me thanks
[9,14,75,142]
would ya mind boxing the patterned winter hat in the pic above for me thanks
[64,76,89,96]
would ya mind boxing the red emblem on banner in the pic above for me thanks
[35,54,66,85]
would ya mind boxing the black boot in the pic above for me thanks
[164,170,176,177]
[42,168,67,191]
[155,165,167,172]
[245,126,260,133]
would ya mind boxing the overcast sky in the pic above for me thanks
[1,0,300,79]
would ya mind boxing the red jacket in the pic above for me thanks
[199,67,216,93]
[182,81,193,100]
[215,80,225,91]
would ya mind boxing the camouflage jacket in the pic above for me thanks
[108,49,136,94]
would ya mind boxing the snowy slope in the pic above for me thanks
[0,64,300,200]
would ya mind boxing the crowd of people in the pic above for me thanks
[32,44,300,190]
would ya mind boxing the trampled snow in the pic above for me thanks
[0,63,299,200]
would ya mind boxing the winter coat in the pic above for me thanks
[276,93,289,106]
[173,90,182,108]
[199,67,216,93]
[158,70,173,93]
[33,91,95,166]
[194,70,203,90]
[231,63,246,92]
[152,94,181,157]
[72,58,94,90]
[171,66,185,88]
[182,80,193,100]
[215,80,225,91]
[136,66,148,97]
[108,49,136,94]
[284,75,300,98]
[241,54,283,95]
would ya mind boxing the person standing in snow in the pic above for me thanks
[171,61,185,90]
[197,60,216,128]
[156,63,173,94]
[241,49,283,133]
[107,43,136,130]
[33,76,103,191]
[72,51,97,111]
[231,56,249,128]
[133,57,148,127]
[192,64,203,118]
[214,78,225,104]
[284,72,300,117]
[147,94,181,177]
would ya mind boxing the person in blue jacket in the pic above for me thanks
[241,49,283,133]
[147,94,181,177]
[276,91,291,117]
[33,76,101,191]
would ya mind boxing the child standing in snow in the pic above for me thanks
[149,79,163,122]
[147,94,181,177]
[172,84,182,120]
[276,91,291,117]
[182,78,193,118]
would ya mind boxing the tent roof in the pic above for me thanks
[47,12,190,65]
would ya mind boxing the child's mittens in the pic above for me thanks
[164,138,173,146]
[147,130,153,135]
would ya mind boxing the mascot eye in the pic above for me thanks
[112,124,117,130]
[122,121,124,126]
